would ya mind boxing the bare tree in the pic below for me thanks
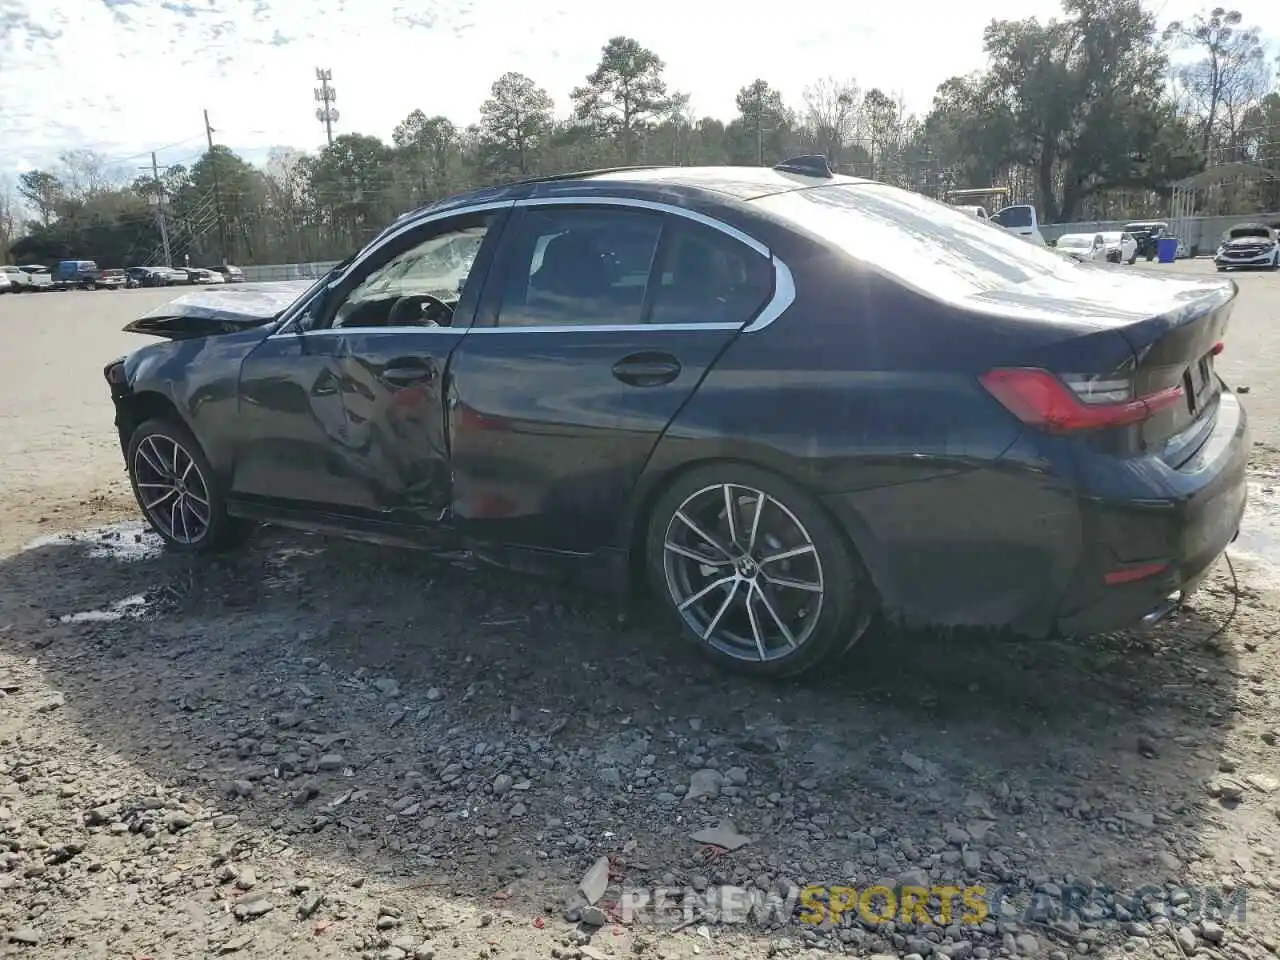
[801,77,860,168]
[1164,8,1269,157]
[0,180,16,263]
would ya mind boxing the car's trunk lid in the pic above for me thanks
[124,280,313,339]
[970,269,1236,457]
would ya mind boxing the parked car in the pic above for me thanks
[1054,232,1109,262]
[990,204,1046,245]
[98,268,128,290]
[954,205,990,221]
[210,264,246,283]
[1101,231,1138,264]
[103,158,1249,678]
[0,266,20,293]
[1214,222,1280,271]
[55,259,101,289]
[18,265,53,290]
[1123,221,1168,261]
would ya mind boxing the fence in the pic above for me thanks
[240,261,341,283]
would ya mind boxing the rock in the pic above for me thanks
[298,892,325,919]
[426,687,443,701]
[415,947,436,960]
[1119,810,1154,829]
[580,906,607,927]
[228,780,254,799]
[166,812,194,832]
[492,774,513,796]
[1200,920,1225,944]
[724,766,749,785]
[233,898,275,920]
[1246,774,1279,794]
[1015,934,1039,956]
[372,678,400,697]
[1176,927,1197,954]
[946,825,971,846]
[35,694,65,713]
[317,754,345,772]
[218,934,254,954]
[687,768,724,801]
[377,916,398,930]
[1137,735,1160,759]
[235,866,257,891]
[962,850,982,873]
[7,928,39,945]
[580,856,610,904]
[598,767,622,789]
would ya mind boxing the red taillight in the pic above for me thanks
[1104,561,1169,586]
[1211,341,1225,357]
[979,367,1184,434]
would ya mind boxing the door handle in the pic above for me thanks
[382,359,435,386]
[612,351,681,387]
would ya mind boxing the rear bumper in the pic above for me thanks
[1053,392,1249,636]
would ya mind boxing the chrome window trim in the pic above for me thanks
[269,193,795,340]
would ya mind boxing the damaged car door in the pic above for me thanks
[231,208,506,527]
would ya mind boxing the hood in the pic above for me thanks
[1223,223,1274,244]
[123,279,313,338]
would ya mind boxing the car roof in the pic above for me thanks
[393,162,872,229]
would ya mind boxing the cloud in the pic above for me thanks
[5,0,1280,176]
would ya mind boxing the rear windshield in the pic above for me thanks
[751,183,1072,298]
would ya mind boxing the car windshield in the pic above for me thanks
[752,183,1076,300]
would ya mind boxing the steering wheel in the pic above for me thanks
[387,293,455,327]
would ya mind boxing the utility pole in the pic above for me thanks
[314,68,339,147]
[204,109,230,266]
[143,152,172,267]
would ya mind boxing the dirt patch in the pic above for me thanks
[1,511,1278,959]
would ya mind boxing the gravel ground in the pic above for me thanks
[1,273,1279,960]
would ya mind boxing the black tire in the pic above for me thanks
[1127,254,1136,265]
[644,462,875,679]
[126,417,250,553]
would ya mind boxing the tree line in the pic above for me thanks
[8,0,1280,268]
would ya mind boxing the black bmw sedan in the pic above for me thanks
[104,157,1250,677]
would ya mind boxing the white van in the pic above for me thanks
[990,204,1046,246]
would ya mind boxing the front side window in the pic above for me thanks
[991,206,1033,229]
[495,207,663,327]
[331,217,492,329]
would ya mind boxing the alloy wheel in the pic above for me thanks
[662,483,826,663]
[132,433,212,544]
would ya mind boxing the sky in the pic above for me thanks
[3,0,1280,180]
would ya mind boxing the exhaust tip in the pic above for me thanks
[1140,591,1184,629]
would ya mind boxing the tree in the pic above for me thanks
[1164,8,1269,156]
[17,170,64,227]
[732,79,789,166]
[801,77,860,168]
[477,73,554,176]
[571,37,671,164]
[393,110,461,203]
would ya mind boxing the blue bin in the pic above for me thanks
[1157,237,1178,263]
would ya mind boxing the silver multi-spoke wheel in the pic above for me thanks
[662,482,825,663]
[132,433,212,544]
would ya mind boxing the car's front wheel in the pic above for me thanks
[127,418,248,552]
[645,464,874,678]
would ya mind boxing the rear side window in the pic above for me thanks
[751,184,1074,298]
[649,219,773,326]
[991,206,1033,229]
[495,207,663,328]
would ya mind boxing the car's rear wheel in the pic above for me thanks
[645,464,874,678]
[127,418,248,553]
